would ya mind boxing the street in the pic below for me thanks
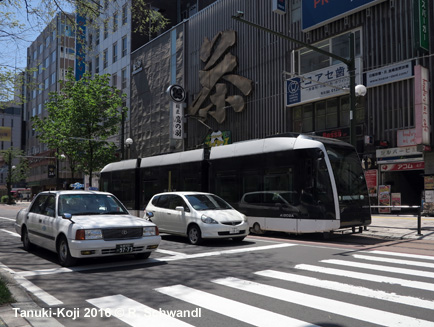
[1,205,434,327]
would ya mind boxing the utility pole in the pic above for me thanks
[232,14,357,146]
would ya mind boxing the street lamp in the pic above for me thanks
[125,138,133,159]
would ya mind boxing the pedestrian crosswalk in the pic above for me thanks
[87,250,434,327]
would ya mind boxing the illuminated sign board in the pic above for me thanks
[302,0,387,31]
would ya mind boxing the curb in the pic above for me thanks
[0,269,63,327]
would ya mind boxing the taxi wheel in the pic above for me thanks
[188,225,203,245]
[57,236,77,267]
[134,252,151,259]
[22,227,33,251]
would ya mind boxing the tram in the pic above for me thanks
[99,134,371,234]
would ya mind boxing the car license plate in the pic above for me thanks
[116,244,134,253]
[230,228,239,234]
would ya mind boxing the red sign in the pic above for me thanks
[380,161,424,172]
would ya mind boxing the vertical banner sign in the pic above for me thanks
[365,169,378,197]
[414,65,430,145]
[415,0,429,52]
[75,15,86,81]
[171,102,184,140]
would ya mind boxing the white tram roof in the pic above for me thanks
[100,159,137,173]
[209,136,322,160]
[140,149,204,168]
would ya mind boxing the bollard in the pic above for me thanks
[417,207,422,236]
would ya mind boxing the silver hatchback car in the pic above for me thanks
[145,192,249,245]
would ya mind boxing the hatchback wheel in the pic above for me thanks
[188,225,203,245]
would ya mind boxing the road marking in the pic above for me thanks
[255,269,434,310]
[323,259,434,279]
[0,217,15,221]
[17,243,296,277]
[155,249,188,256]
[0,229,20,238]
[295,264,434,292]
[213,277,434,327]
[365,250,434,261]
[155,284,319,327]
[14,275,63,306]
[87,294,194,327]
[353,254,434,269]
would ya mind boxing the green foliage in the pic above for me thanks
[0,147,29,184]
[0,277,15,305]
[32,71,127,187]
[1,195,11,204]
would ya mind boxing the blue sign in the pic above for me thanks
[71,182,84,190]
[286,78,301,106]
[75,15,86,80]
[302,0,386,31]
[272,0,286,14]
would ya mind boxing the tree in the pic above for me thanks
[32,71,127,188]
[0,147,29,204]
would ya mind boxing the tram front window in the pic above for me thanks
[326,145,369,204]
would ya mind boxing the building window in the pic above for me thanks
[88,61,92,75]
[51,72,56,85]
[103,49,108,69]
[122,36,127,57]
[88,34,93,50]
[96,30,100,45]
[112,73,117,88]
[122,4,127,25]
[112,42,118,63]
[121,68,127,89]
[104,20,108,39]
[113,12,118,32]
[95,55,100,74]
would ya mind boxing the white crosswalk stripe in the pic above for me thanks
[322,259,434,278]
[85,250,434,327]
[212,277,434,327]
[155,284,320,327]
[352,254,434,269]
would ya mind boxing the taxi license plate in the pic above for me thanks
[116,244,134,253]
[230,228,239,234]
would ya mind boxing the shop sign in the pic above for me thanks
[415,0,429,52]
[414,65,430,145]
[391,193,401,211]
[376,145,421,159]
[380,161,424,172]
[365,61,413,88]
[378,185,391,213]
[424,176,434,190]
[397,128,416,147]
[364,169,377,197]
[170,102,184,140]
[286,58,362,107]
[301,0,386,31]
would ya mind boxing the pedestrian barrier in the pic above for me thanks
[370,205,422,236]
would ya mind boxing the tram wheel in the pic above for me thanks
[252,223,265,235]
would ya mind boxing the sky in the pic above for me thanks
[2,1,75,71]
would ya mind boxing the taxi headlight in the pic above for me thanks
[143,226,158,236]
[76,229,103,240]
[201,215,218,224]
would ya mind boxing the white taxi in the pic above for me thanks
[15,190,160,266]
[145,192,249,245]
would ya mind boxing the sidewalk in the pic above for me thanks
[362,214,434,241]
[1,213,433,327]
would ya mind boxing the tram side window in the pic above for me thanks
[215,174,239,204]
[112,170,135,209]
